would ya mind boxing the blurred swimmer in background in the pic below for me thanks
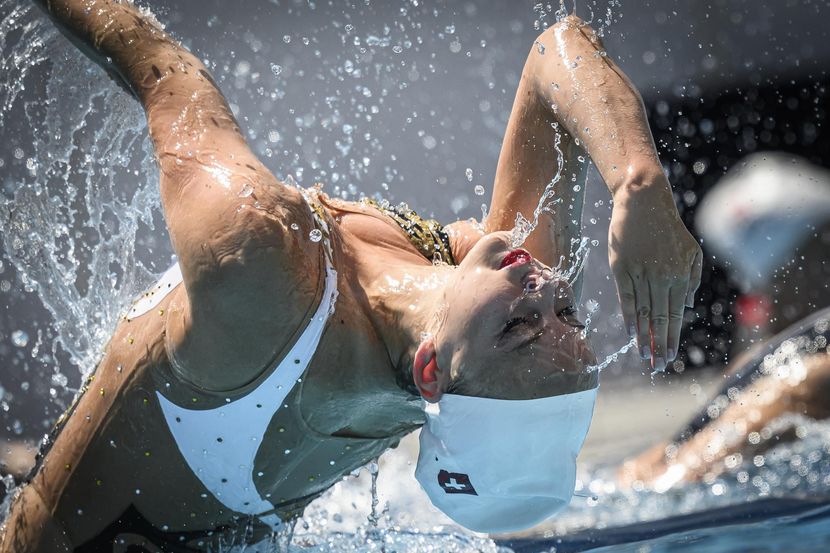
[1,1,700,550]
[622,154,830,490]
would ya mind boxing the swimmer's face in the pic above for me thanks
[436,231,597,400]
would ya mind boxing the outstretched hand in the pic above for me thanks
[608,181,702,372]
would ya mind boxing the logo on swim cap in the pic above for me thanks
[438,470,478,495]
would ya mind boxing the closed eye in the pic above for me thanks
[499,316,543,351]
[502,316,529,335]
[556,306,585,329]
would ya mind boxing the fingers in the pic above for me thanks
[667,285,687,364]
[686,250,703,307]
[621,267,694,373]
[615,272,638,339]
[649,280,670,372]
[633,275,652,362]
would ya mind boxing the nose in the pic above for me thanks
[551,332,597,375]
[581,340,598,366]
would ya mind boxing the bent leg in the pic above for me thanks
[0,484,72,553]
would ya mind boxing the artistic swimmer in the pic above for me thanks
[2,1,701,550]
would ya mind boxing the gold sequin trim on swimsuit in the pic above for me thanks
[361,198,456,265]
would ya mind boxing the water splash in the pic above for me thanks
[531,0,624,41]
[507,124,592,296]
[588,335,637,373]
[366,459,384,550]
[532,0,571,32]
[1,38,160,375]
[509,126,567,249]
[0,0,165,526]
[0,3,51,128]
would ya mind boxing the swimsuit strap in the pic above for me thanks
[362,198,456,265]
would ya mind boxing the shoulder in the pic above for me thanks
[444,219,486,264]
[164,187,331,392]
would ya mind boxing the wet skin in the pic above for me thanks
[7,1,700,550]
[432,232,599,400]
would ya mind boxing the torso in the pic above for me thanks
[27,195,451,548]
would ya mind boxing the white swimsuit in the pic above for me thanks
[128,208,337,531]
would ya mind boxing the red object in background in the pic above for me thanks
[735,294,771,329]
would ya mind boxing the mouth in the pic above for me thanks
[500,248,533,270]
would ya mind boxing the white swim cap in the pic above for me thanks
[414,386,597,534]
[696,153,830,286]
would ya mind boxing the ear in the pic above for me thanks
[412,338,448,403]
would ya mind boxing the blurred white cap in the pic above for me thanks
[696,153,830,287]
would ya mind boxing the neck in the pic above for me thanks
[361,259,454,394]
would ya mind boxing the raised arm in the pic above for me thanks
[34,0,323,390]
[487,15,702,371]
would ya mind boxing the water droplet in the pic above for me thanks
[11,330,28,348]
[535,40,546,55]
[309,229,323,242]
[474,185,485,196]
[422,135,437,150]
[591,239,600,247]
[290,223,300,231]
[269,63,282,76]
[465,168,473,182]
[238,183,254,198]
